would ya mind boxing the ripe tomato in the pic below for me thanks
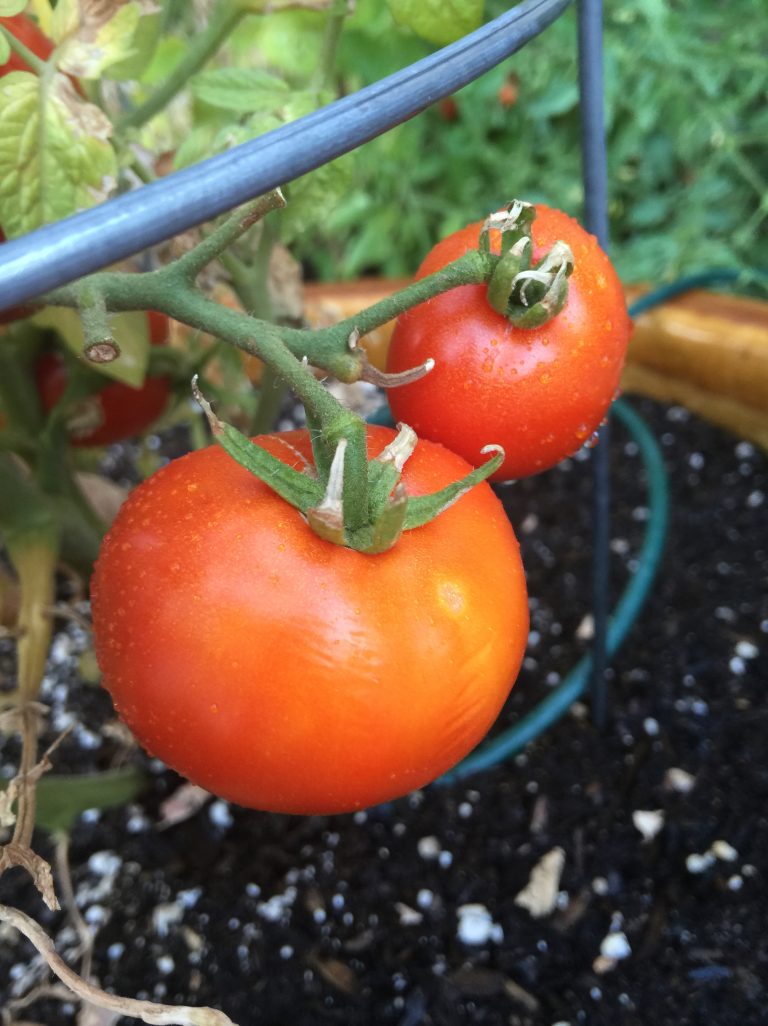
[0,13,54,74]
[386,206,631,480]
[91,425,529,814]
[35,310,171,446]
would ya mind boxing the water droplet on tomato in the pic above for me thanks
[584,431,601,449]
[539,372,552,385]
[210,704,219,714]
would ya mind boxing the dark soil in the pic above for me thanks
[1,397,766,1026]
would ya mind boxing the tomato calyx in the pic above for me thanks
[193,378,505,554]
[482,200,575,328]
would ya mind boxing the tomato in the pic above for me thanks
[35,311,171,446]
[90,425,529,814]
[386,205,631,480]
[0,13,54,74]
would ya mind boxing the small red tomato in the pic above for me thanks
[35,312,171,446]
[91,425,529,815]
[386,206,631,480]
[0,13,54,74]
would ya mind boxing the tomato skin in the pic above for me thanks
[0,14,54,74]
[35,313,171,446]
[386,206,631,480]
[91,426,529,814]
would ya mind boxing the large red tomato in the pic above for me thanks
[386,206,631,480]
[91,426,529,814]
[35,311,171,446]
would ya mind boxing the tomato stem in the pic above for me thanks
[483,203,575,328]
[76,283,119,364]
[175,192,286,284]
[38,203,504,550]
[0,24,47,75]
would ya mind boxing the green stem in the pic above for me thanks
[44,248,493,382]
[77,283,118,363]
[114,1,247,133]
[175,192,285,283]
[223,216,290,434]
[0,24,47,74]
[0,457,59,702]
[280,250,491,364]
[313,0,350,92]
[250,364,286,434]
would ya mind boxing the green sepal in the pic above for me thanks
[216,422,324,513]
[486,239,532,317]
[364,484,408,554]
[404,446,505,530]
[366,424,417,523]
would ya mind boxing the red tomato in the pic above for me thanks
[91,425,529,814]
[0,13,54,74]
[35,311,171,446]
[386,206,631,480]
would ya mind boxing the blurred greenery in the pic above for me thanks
[286,0,767,286]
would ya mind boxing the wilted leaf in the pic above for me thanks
[75,472,129,525]
[514,847,565,918]
[57,3,143,79]
[0,72,117,237]
[387,0,484,46]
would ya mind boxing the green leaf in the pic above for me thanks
[0,72,117,237]
[0,0,27,15]
[281,154,354,245]
[0,767,147,835]
[191,67,290,113]
[387,0,484,46]
[231,9,326,80]
[0,30,10,66]
[31,308,150,387]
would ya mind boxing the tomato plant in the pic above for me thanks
[35,310,171,446]
[386,205,631,480]
[91,425,528,815]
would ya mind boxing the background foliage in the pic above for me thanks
[282,0,768,285]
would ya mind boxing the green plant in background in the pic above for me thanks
[292,0,768,284]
